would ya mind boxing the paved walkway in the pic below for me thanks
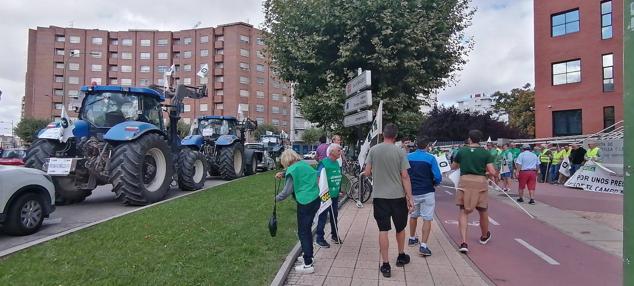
[284,200,490,286]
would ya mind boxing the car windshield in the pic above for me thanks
[1,150,25,159]
[81,92,140,128]
[199,119,229,136]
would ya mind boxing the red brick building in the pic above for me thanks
[534,0,622,137]
[23,23,291,131]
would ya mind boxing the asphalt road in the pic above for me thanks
[0,177,227,253]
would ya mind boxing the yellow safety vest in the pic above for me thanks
[552,150,565,164]
[586,147,600,160]
[539,149,551,163]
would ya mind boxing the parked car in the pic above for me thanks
[303,151,316,160]
[0,148,26,166]
[0,166,55,235]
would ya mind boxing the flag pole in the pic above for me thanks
[488,179,535,219]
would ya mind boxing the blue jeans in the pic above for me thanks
[540,163,550,182]
[297,198,320,265]
[549,164,560,182]
[316,196,339,241]
[571,164,582,176]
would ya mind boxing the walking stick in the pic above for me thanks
[328,201,342,244]
[488,179,535,219]
[544,162,551,183]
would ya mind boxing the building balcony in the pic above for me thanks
[214,41,224,49]
[214,54,223,62]
[215,68,223,75]
[214,28,223,36]
[213,95,224,103]
[108,44,118,51]
[214,82,223,90]
[53,55,64,62]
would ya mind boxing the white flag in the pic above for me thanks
[314,168,332,222]
[197,64,209,78]
[434,155,451,173]
[358,100,383,167]
[448,169,461,190]
[559,156,571,177]
[165,64,176,77]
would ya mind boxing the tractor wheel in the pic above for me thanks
[25,139,58,171]
[53,177,92,205]
[109,133,173,205]
[245,155,257,176]
[208,160,220,177]
[177,148,208,191]
[218,143,244,180]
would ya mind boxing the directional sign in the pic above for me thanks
[343,110,373,127]
[344,90,372,114]
[345,70,371,97]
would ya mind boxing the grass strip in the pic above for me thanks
[0,171,299,286]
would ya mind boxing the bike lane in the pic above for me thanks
[434,185,622,286]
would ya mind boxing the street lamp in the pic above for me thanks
[61,50,100,120]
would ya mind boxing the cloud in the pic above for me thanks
[437,0,534,105]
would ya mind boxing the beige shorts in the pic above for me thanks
[455,174,488,211]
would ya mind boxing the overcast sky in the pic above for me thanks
[0,0,533,132]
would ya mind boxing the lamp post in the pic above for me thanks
[61,50,99,120]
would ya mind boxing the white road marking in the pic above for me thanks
[515,238,560,265]
[488,217,500,226]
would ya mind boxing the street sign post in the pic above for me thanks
[343,110,373,127]
[624,1,633,283]
[344,90,372,114]
[345,70,371,97]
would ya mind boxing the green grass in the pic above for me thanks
[0,171,300,286]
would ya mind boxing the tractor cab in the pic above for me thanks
[196,116,237,138]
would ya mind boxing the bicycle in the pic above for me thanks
[341,161,373,207]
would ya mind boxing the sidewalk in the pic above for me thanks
[284,201,490,286]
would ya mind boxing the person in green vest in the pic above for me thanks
[558,144,573,184]
[549,145,565,184]
[509,143,522,179]
[315,144,343,248]
[584,139,602,162]
[275,149,321,274]
[538,144,553,183]
[499,144,514,191]
[486,142,502,181]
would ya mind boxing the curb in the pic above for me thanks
[0,174,256,258]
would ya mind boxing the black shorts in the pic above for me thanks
[373,198,408,232]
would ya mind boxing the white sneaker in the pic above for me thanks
[296,257,315,264]
[294,263,315,274]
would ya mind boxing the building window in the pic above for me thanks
[55,49,65,56]
[91,51,102,58]
[256,77,265,85]
[157,39,168,46]
[282,96,288,103]
[240,35,250,44]
[121,39,133,46]
[56,36,65,42]
[90,78,102,85]
[121,65,132,73]
[215,48,224,55]
[91,37,103,45]
[68,63,80,71]
[157,65,168,73]
[272,80,281,88]
[215,76,224,83]
[91,64,102,72]
[256,91,265,98]
[68,90,79,97]
[183,104,191,112]
[140,52,151,60]
[200,35,209,43]
[552,59,581,85]
[256,105,265,112]
[603,106,615,130]
[551,9,579,37]
[240,49,249,57]
[69,36,81,44]
[110,52,118,59]
[216,36,224,41]
[256,117,264,125]
[110,79,118,85]
[183,51,192,58]
[200,49,209,57]
[256,64,265,72]
[157,52,168,60]
[184,78,192,85]
[256,50,265,59]
[240,90,250,97]
[282,121,288,126]
[183,64,192,71]
[272,106,280,114]
[216,103,224,110]
[272,119,280,126]
[239,104,250,112]
[111,39,118,45]
[601,1,613,39]
[256,37,265,45]
[272,94,280,101]
[140,65,151,73]
[70,49,81,57]
[282,108,288,115]
[55,76,64,83]
[121,52,132,60]
[217,90,224,96]
[120,79,132,86]
[215,62,224,69]
[68,76,79,84]
[240,76,250,84]
[184,37,192,45]
[553,109,582,136]
[603,54,614,92]
[54,103,63,110]
[200,104,208,112]
[239,62,250,71]
[140,39,151,46]
[200,77,208,84]
[54,89,64,96]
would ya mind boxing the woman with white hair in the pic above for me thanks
[274,149,320,274]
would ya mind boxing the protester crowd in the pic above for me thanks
[273,123,602,277]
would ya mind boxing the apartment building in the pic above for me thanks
[534,0,622,137]
[23,22,291,132]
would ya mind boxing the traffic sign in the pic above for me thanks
[345,70,371,97]
[343,110,373,127]
[344,90,372,114]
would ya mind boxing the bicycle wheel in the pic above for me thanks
[360,177,372,203]
[340,175,352,198]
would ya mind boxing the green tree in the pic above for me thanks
[301,127,324,144]
[254,124,280,140]
[492,83,535,138]
[177,121,191,138]
[264,0,474,133]
[14,117,50,144]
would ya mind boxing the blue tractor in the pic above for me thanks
[25,84,208,205]
[182,116,259,180]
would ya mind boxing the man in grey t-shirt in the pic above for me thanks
[364,123,413,278]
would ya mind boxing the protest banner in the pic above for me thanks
[357,101,382,167]
[559,156,571,177]
[314,168,332,222]
[435,155,451,173]
[564,161,623,194]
